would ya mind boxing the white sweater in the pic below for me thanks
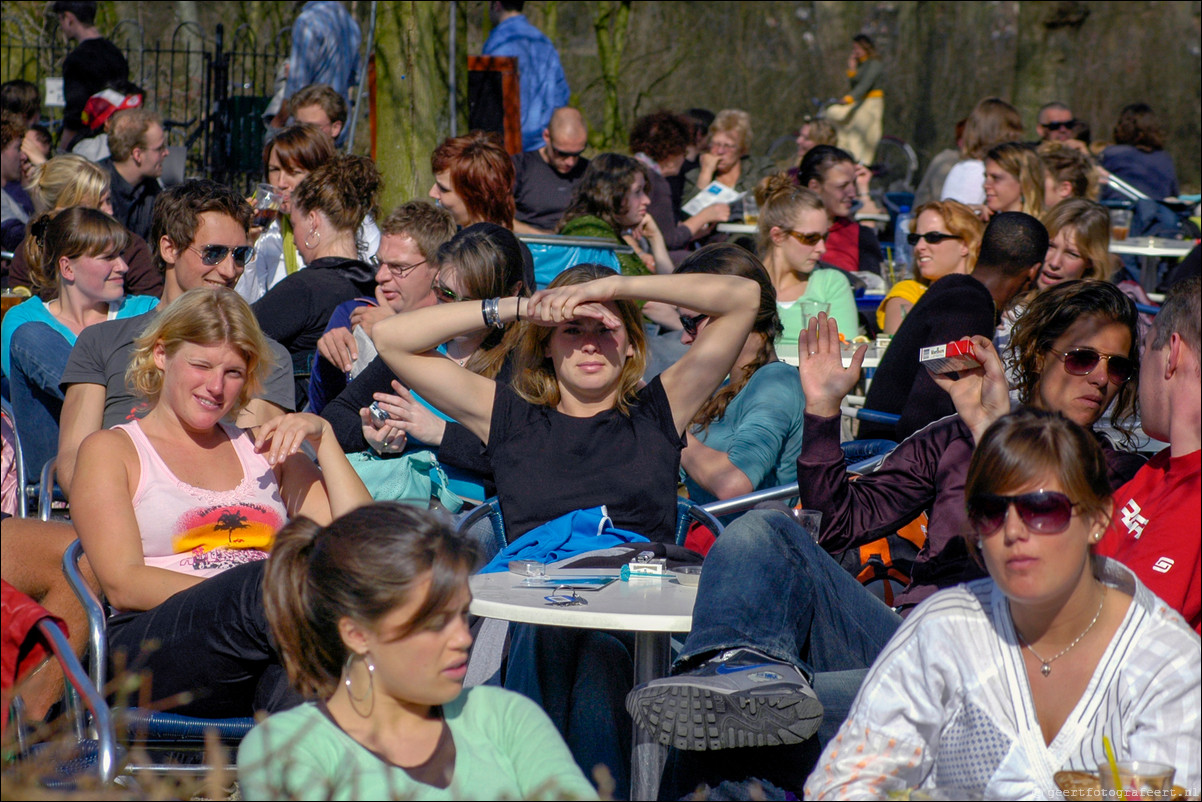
[806,558,1201,800]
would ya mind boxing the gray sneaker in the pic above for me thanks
[625,648,823,750]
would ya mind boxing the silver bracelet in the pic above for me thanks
[482,297,504,329]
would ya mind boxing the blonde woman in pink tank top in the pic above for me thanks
[69,287,371,718]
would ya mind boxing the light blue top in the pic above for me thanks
[237,686,598,801]
[685,360,806,507]
[2,294,159,376]
[482,14,570,151]
[776,266,860,349]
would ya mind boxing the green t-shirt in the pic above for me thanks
[776,266,860,350]
[237,686,598,801]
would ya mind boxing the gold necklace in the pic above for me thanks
[1014,585,1107,677]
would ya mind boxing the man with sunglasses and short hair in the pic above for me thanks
[306,200,457,413]
[1095,276,1201,632]
[1036,101,1076,143]
[511,106,590,235]
[56,179,295,495]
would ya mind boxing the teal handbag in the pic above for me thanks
[346,449,465,513]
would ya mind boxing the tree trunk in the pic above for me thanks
[591,0,632,151]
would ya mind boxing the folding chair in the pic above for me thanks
[61,540,254,777]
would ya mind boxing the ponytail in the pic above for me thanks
[262,516,332,698]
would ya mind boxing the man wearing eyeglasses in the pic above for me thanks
[306,201,458,413]
[1035,102,1076,143]
[56,180,295,495]
[1095,276,1201,632]
[512,106,590,235]
[99,108,168,242]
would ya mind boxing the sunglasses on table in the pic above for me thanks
[967,490,1077,536]
[432,281,466,304]
[189,244,253,267]
[370,255,428,278]
[1048,347,1134,385]
[679,312,710,337]
[1040,119,1077,132]
[784,229,827,246]
[907,231,961,246]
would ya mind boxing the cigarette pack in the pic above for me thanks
[919,340,980,374]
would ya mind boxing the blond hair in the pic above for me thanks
[754,172,827,257]
[25,154,109,213]
[126,288,272,412]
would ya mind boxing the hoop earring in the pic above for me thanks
[304,228,321,250]
[343,651,375,717]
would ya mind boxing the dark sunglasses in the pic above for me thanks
[549,143,586,160]
[1048,347,1134,385]
[968,490,1077,536]
[432,281,465,304]
[679,312,709,337]
[189,244,253,267]
[907,231,962,246]
[1041,119,1077,132]
[784,229,827,246]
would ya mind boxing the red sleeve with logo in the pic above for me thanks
[1095,448,1201,633]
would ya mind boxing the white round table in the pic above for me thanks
[470,567,698,800]
[1108,237,1196,258]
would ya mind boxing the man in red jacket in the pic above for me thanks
[1095,276,1201,631]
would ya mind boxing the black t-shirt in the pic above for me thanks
[486,377,684,543]
[512,150,588,232]
[62,38,129,130]
[860,273,996,441]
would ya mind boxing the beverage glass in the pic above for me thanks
[793,509,822,541]
[1096,760,1174,800]
[1109,208,1132,242]
[799,300,831,329]
[250,183,281,230]
[742,193,759,225]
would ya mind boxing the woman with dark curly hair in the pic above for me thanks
[1100,102,1178,200]
[629,111,729,253]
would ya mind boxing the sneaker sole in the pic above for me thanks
[627,683,823,751]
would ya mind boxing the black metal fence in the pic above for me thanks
[1,21,288,193]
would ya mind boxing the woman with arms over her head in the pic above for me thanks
[806,408,1200,800]
[237,503,597,801]
[877,199,983,335]
[756,173,859,343]
[372,247,760,795]
[70,287,370,717]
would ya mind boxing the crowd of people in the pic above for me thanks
[2,1,1200,800]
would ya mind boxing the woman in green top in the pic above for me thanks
[238,503,596,801]
[825,33,885,165]
[756,173,859,347]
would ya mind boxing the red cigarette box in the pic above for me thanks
[919,340,980,374]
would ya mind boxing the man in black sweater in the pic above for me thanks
[858,212,1048,441]
[53,1,128,151]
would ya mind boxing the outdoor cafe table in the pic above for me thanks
[469,566,698,801]
[1109,236,1198,291]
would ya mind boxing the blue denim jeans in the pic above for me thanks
[678,509,902,675]
[8,322,72,481]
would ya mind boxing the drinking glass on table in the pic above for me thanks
[742,192,759,225]
[1109,207,1132,242]
[1097,760,1175,799]
[799,300,830,329]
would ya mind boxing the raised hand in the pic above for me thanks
[526,276,624,326]
[929,335,1011,444]
[798,312,866,418]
